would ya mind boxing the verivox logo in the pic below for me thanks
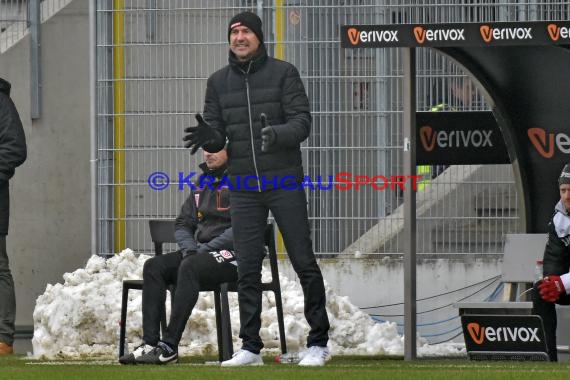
[467,323,485,344]
[413,26,465,44]
[347,28,360,45]
[547,23,570,41]
[419,125,493,152]
[480,25,532,43]
[466,322,540,345]
[413,27,425,43]
[346,27,399,46]
[419,126,436,152]
[527,127,570,158]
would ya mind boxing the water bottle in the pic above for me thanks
[275,352,300,364]
[535,260,544,283]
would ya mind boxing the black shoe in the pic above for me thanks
[119,343,155,364]
[136,341,178,364]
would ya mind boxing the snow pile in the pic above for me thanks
[32,250,465,359]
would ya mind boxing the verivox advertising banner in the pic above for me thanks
[341,21,570,48]
[461,314,548,354]
[416,111,509,165]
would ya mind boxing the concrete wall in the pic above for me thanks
[0,1,90,328]
[281,255,503,343]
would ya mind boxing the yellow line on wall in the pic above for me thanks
[113,0,126,253]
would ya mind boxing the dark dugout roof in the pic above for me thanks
[342,21,570,232]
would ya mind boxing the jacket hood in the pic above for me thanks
[553,200,570,238]
[555,200,568,216]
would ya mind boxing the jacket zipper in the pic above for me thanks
[243,61,262,192]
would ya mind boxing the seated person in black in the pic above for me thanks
[119,148,236,364]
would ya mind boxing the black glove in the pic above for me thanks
[260,113,276,152]
[183,114,217,155]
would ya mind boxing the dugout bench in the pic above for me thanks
[455,234,570,361]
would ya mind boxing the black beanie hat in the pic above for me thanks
[228,11,264,43]
[559,163,570,185]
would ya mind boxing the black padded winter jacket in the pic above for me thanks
[202,44,311,190]
[0,78,27,235]
[174,163,232,257]
[0,79,26,182]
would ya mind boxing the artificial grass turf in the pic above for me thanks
[3,355,570,380]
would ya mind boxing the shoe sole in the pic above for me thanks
[119,354,138,365]
[221,361,264,367]
[119,359,137,365]
[299,356,329,366]
[298,362,325,366]
[136,356,178,365]
[221,363,264,367]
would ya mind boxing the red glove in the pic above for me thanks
[538,275,566,302]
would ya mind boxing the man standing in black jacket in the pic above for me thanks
[0,78,26,356]
[533,163,570,362]
[119,149,237,364]
[184,11,330,366]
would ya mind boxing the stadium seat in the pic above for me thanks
[118,220,287,362]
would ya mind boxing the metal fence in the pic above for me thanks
[0,0,28,51]
[0,0,73,52]
[94,0,568,256]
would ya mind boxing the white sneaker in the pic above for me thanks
[298,346,330,366]
[220,349,264,367]
[118,343,155,364]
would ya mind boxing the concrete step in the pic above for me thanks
[13,327,33,355]
[13,337,32,356]
[430,220,517,253]
[474,192,518,218]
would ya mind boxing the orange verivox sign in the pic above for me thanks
[548,24,560,41]
[345,27,399,46]
[413,27,425,43]
[419,126,435,152]
[347,27,360,45]
[466,322,541,345]
[342,21,570,48]
[480,25,492,43]
[527,127,555,158]
[527,127,570,158]
[467,323,485,345]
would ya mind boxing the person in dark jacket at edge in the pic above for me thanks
[533,163,570,362]
[119,148,236,364]
[183,11,330,367]
[0,78,27,356]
